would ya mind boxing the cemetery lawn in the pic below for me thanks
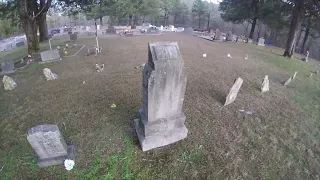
[1,33,320,179]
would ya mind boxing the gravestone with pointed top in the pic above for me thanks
[224,78,243,106]
[27,124,75,168]
[134,42,188,151]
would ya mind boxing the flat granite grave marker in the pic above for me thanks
[134,42,188,151]
[27,124,75,168]
[224,77,243,106]
[40,50,61,62]
[1,59,15,74]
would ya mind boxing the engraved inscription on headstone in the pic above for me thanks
[40,50,61,62]
[27,124,75,168]
[134,42,188,151]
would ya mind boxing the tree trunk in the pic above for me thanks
[198,15,201,29]
[300,17,311,54]
[274,29,279,45]
[295,28,303,53]
[256,23,261,42]
[100,17,103,26]
[142,15,146,23]
[207,12,210,31]
[22,17,39,54]
[39,13,49,42]
[244,21,249,36]
[129,14,133,26]
[249,17,257,39]
[283,0,304,58]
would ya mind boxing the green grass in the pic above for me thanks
[0,39,66,63]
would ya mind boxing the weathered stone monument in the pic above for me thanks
[214,29,221,40]
[106,26,116,34]
[147,27,160,34]
[226,31,233,41]
[40,50,61,62]
[134,42,188,151]
[224,77,243,106]
[258,37,265,46]
[27,124,75,168]
[261,75,269,93]
[69,34,77,41]
[1,59,15,75]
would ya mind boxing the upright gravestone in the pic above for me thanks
[258,37,265,46]
[69,34,77,41]
[40,50,61,62]
[1,59,15,74]
[134,42,188,151]
[106,26,116,34]
[27,124,75,168]
[215,29,221,40]
[16,41,25,47]
[226,31,233,41]
[183,27,193,35]
[147,27,160,34]
[261,75,269,93]
[224,77,243,106]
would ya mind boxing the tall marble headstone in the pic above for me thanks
[226,31,233,41]
[27,124,75,168]
[258,37,265,46]
[135,42,188,151]
[215,29,221,40]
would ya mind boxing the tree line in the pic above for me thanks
[0,0,319,59]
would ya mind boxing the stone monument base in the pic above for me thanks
[38,145,75,168]
[134,119,188,151]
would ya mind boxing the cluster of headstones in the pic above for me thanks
[6,42,312,172]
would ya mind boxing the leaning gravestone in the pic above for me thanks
[134,42,188,151]
[1,59,15,75]
[258,37,265,46]
[226,31,233,41]
[69,34,77,41]
[40,50,61,62]
[27,124,75,168]
[261,75,269,93]
[215,29,221,40]
[224,77,243,106]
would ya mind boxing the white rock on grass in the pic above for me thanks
[202,54,207,58]
[2,75,17,91]
[64,159,75,171]
[227,54,232,58]
[43,68,58,81]
[95,64,105,72]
